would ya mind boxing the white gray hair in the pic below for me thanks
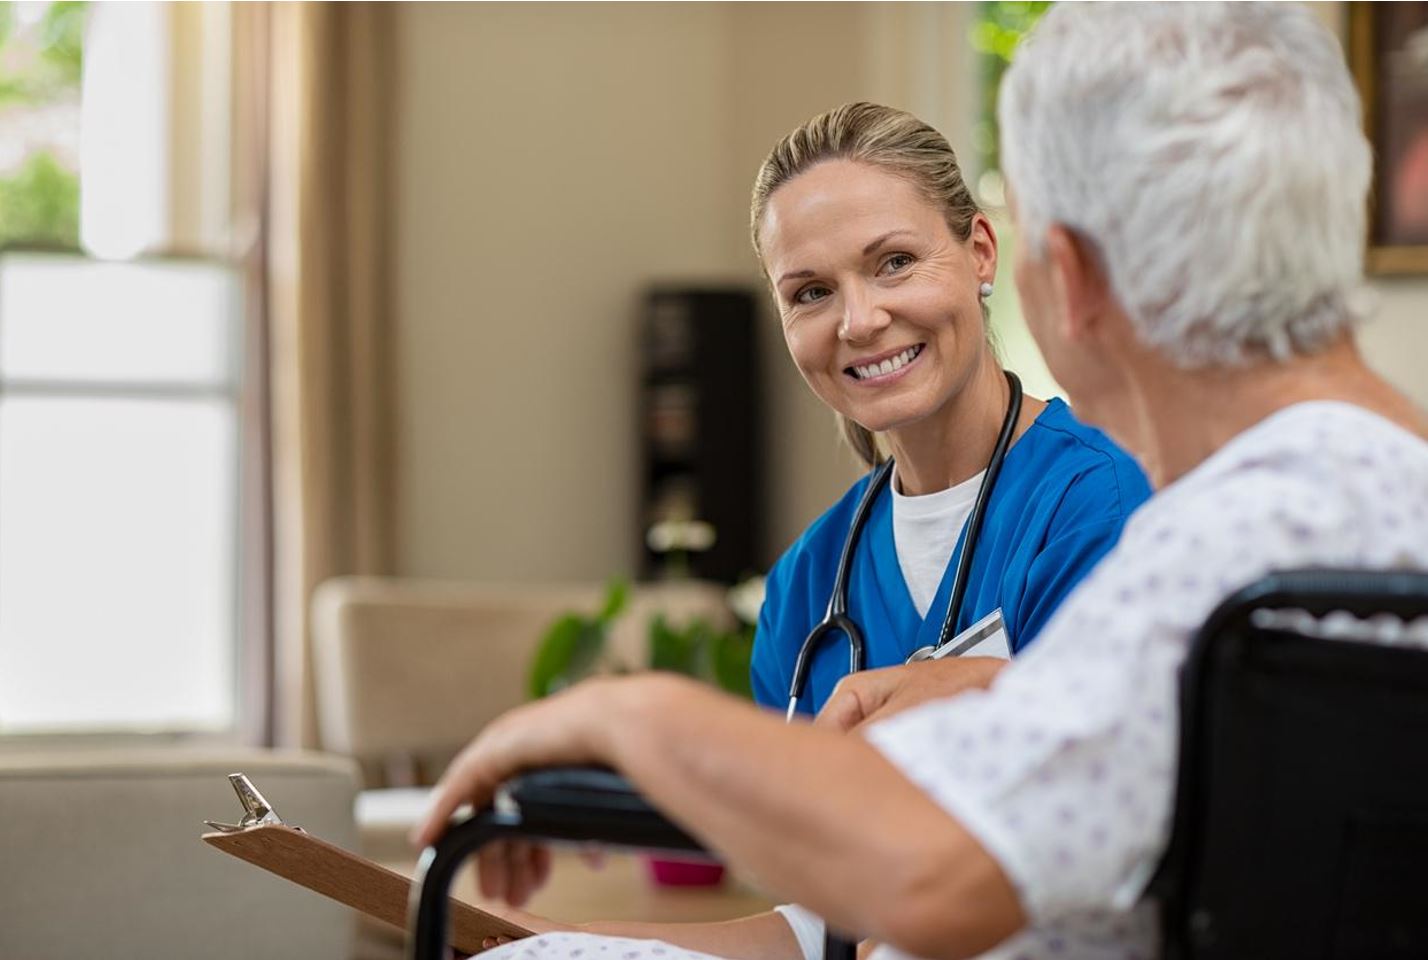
[999,2,1371,368]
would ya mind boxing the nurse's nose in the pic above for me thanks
[838,286,891,344]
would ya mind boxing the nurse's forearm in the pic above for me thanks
[597,676,1024,960]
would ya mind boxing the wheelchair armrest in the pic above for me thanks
[408,766,708,960]
[496,766,708,851]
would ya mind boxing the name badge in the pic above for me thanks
[929,607,1011,661]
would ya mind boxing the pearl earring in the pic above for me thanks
[979,281,994,299]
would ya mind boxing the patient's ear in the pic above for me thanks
[1046,225,1114,344]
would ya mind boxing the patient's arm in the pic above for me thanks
[414,674,1025,960]
[482,905,802,960]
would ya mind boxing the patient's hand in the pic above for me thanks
[814,657,1006,733]
[478,902,576,950]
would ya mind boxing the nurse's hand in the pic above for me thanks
[472,839,553,906]
[814,657,1007,733]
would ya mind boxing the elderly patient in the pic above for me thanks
[414,4,1428,959]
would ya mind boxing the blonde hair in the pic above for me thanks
[750,102,984,467]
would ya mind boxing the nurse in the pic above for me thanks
[750,102,1150,715]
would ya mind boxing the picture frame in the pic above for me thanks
[1348,2,1428,274]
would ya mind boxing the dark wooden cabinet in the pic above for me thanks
[638,288,762,584]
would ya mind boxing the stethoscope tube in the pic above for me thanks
[784,458,894,720]
[785,371,1023,714]
[934,372,1022,650]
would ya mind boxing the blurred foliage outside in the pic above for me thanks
[970,1,1065,403]
[0,1,85,249]
[970,1,1052,180]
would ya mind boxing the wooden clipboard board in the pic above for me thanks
[203,824,531,953]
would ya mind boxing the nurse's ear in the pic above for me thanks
[967,212,999,287]
[1045,224,1114,346]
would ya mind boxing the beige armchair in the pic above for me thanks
[0,747,359,960]
[310,576,735,860]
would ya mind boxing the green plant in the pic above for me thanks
[648,613,754,700]
[970,1,1053,177]
[0,149,79,248]
[527,578,758,701]
[0,1,87,107]
[527,578,629,699]
[0,1,87,249]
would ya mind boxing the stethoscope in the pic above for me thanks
[785,370,1024,720]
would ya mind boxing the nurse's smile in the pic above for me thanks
[845,343,926,384]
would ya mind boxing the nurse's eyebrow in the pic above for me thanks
[862,230,913,255]
[775,231,914,285]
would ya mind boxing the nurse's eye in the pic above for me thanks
[878,253,915,275]
[794,284,832,306]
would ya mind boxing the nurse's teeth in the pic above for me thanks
[853,345,922,380]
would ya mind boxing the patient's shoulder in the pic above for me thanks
[1078,402,1428,630]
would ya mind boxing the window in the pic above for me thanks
[0,3,249,736]
[0,254,242,733]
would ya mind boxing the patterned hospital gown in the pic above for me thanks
[486,402,1428,960]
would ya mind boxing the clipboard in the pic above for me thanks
[202,774,531,953]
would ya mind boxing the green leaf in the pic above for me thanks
[39,2,86,85]
[597,576,629,624]
[648,613,701,675]
[710,626,755,700]
[527,614,606,699]
[566,621,606,684]
[970,0,1053,175]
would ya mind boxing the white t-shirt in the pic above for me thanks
[891,466,983,617]
[862,401,1428,960]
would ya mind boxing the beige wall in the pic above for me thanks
[394,3,741,581]
[392,1,1428,584]
[393,2,962,581]
[1360,281,1428,406]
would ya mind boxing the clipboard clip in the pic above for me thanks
[203,772,289,833]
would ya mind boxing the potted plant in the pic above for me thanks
[527,579,632,699]
[527,576,762,885]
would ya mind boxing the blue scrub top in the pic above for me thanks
[752,398,1151,715]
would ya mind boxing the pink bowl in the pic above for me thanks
[645,856,727,887]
